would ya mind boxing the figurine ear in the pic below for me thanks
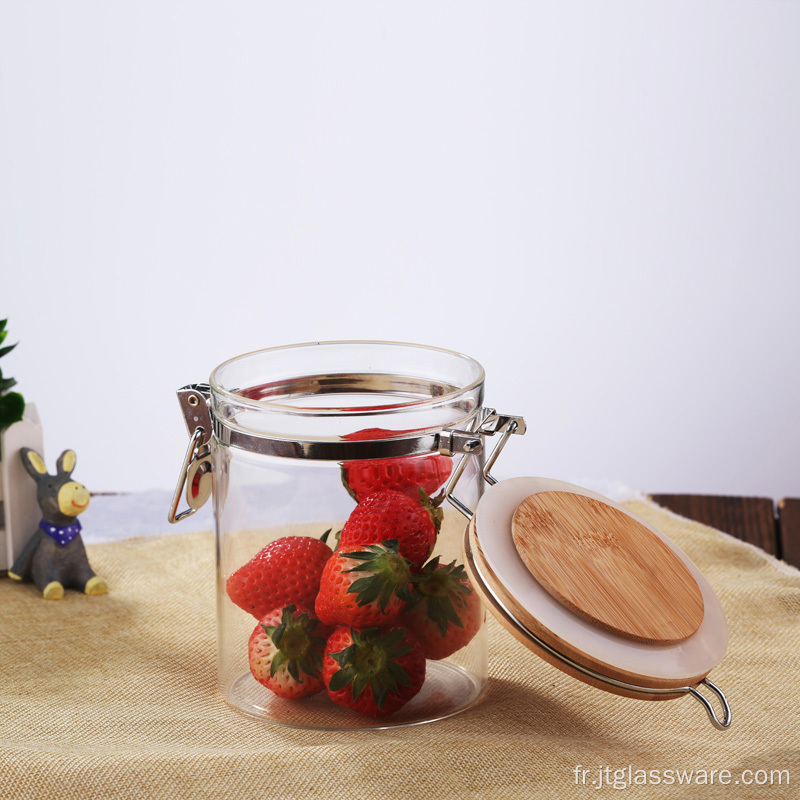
[20,448,48,480]
[57,450,76,476]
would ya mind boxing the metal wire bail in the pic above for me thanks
[441,409,527,519]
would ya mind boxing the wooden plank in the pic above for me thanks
[649,494,778,556]
[777,498,800,569]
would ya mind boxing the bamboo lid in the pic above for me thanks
[464,477,729,696]
[511,491,704,644]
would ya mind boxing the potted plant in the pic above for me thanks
[0,319,25,430]
[0,320,44,572]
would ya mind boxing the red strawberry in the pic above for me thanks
[341,428,452,503]
[338,489,441,568]
[400,558,482,660]
[226,533,333,618]
[315,540,413,628]
[323,625,426,716]
[248,604,331,699]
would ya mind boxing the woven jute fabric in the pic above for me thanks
[1,500,798,800]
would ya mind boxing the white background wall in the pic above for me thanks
[1,0,798,499]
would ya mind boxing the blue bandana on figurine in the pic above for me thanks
[8,448,107,599]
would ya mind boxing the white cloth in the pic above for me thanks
[79,479,645,544]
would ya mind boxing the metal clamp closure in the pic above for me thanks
[443,408,527,519]
[169,385,213,523]
[168,383,523,523]
[437,429,483,457]
[176,384,213,443]
[478,410,528,437]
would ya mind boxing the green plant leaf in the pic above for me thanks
[0,391,24,430]
[0,343,17,359]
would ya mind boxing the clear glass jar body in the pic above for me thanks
[209,341,488,729]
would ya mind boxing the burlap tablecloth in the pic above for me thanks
[2,500,798,800]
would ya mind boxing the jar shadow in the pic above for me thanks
[470,675,618,741]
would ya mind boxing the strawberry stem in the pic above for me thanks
[418,488,444,536]
[340,465,360,503]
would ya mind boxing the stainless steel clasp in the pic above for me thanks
[442,408,526,519]
[168,384,214,523]
[437,429,483,457]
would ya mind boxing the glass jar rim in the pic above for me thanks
[208,340,486,419]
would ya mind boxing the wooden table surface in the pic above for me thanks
[650,494,800,569]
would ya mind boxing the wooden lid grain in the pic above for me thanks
[511,491,704,644]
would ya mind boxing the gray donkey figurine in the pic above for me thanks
[8,448,107,599]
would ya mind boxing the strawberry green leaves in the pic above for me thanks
[260,604,327,683]
[248,604,331,699]
[417,488,444,537]
[410,557,473,637]
[324,626,424,713]
[341,540,415,610]
[399,558,483,661]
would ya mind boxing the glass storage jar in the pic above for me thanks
[170,341,507,730]
[170,340,732,732]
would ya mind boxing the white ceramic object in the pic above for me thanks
[1,403,44,571]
